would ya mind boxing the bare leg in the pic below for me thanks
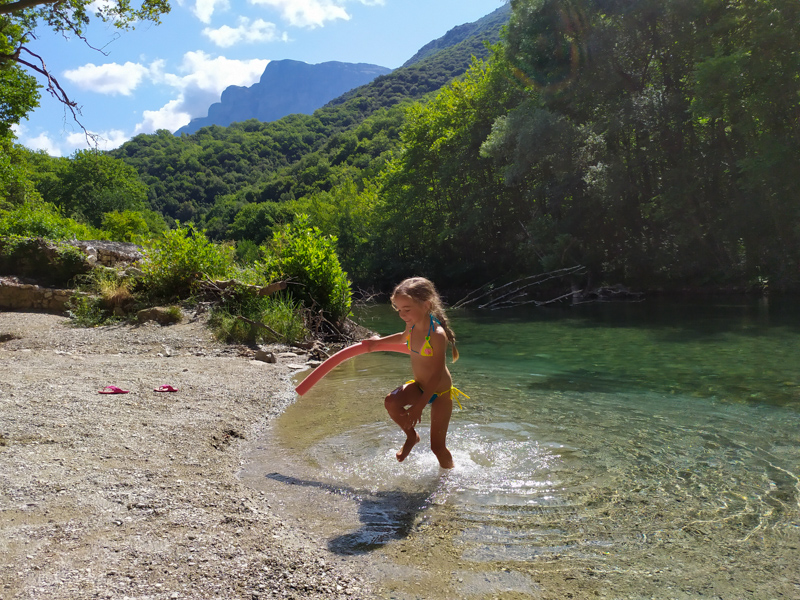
[384,383,421,462]
[429,392,454,469]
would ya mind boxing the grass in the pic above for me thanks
[209,293,307,345]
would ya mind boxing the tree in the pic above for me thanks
[53,150,148,226]
[0,43,40,201]
[1,0,169,129]
[102,209,167,242]
[375,55,530,287]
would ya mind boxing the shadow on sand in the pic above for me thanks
[265,472,440,555]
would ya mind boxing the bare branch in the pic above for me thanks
[14,47,101,147]
[452,265,586,309]
[201,277,288,297]
[235,315,286,342]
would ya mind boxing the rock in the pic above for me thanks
[137,307,181,325]
[254,350,276,364]
[83,245,98,266]
[122,266,143,278]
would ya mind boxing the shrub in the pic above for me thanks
[0,200,100,240]
[67,294,108,328]
[234,239,262,265]
[101,210,150,242]
[209,289,307,345]
[263,214,352,324]
[140,224,233,299]
[67,268,137,326]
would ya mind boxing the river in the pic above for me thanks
[242,296,800,600]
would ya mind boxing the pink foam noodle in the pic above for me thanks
[294,340,409,396]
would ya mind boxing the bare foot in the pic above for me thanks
[435,450,454,469]
[396,431,420,462]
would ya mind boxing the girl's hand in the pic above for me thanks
[406,402,425,428]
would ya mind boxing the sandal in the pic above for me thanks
[99,385,130,394]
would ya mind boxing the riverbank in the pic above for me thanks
[0,311,371,600]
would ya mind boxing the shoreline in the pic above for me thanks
[0,311,371,600]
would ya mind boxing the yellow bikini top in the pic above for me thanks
[406,314,438,357]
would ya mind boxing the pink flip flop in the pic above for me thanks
[154,385,179,392]
[99,385,129,394]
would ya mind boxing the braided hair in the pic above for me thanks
[391,277,459,362]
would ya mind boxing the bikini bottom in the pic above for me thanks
[405,380,468,409]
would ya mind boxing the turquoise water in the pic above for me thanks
[244,298,800,600]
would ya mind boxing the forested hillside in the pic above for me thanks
[4,0,799,297]
[104,5,511,245]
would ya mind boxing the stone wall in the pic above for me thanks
[67,240,143,268]
[0,277,76,313]
[0,239,140,314]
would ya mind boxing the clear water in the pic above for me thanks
[242,298,800,600]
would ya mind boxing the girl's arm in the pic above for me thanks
[363,328,408,352]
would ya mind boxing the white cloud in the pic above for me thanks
[248,0,350,28]
[21,132,64,157]
[202,17,288,47]
[134,51,269,134]
[193,0,229,23]
[135,99,193,135]
[64,61,150,96]
[25,51,268,152]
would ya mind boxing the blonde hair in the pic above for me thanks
[391,276,459,362]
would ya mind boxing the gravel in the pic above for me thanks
[0,310,372,600]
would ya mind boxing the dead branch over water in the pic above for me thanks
[452,265,587,310]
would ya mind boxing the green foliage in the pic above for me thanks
[0,62,39,135]
[140,224,233,299]
[300,179,379,283]
[11,0,796,295]
[366,0,800,291]
[66,294,109,328]
[101,209,167,242]
[264,215,352,323]
[374,55,527,286]
[0,138,40,205]
[51,150,148,226]
[0,200,101,239]
[234,239,262,265]
[226,201,294,244]
[208,291,306,345]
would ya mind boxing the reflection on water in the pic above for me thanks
[243,299,800,599]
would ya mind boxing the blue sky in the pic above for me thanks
[14,0,506,157]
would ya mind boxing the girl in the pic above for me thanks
[367,277,467,469]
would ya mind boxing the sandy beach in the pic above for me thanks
[0,310,371,600]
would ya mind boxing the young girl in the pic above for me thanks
[366,277,466,469]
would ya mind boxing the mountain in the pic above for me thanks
[326,3,511,111]
[401,3,511,67]
[175,60,392,136]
